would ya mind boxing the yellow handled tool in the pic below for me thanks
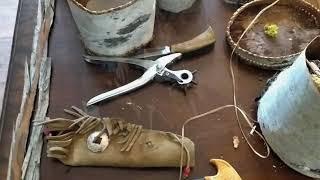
[194,159,242,180]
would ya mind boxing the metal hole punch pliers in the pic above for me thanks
[84,26,216,106]
[84,53,197,106]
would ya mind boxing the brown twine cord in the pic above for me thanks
[228,0,279,158]
[178,1,280,179]
[170,133,191,169]
[178,105,271,180]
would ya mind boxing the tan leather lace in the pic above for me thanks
[61,107,190,157]
[38,106,192,169]
[65,108,190,157]
[37,106,144,156]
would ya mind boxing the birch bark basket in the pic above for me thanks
[258,36,320,178]
[157,0,197,13]
[67,0,156,56]
[226,0,320,70]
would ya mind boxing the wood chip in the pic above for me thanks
[233,136,240,149]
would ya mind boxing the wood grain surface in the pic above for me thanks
[0,0,312,179]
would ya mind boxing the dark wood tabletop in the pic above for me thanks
[0,0,311,179]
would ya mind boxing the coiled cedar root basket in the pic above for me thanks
[226,0,320,70]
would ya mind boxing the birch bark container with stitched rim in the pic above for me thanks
[258,36,320,178]
[67,0,156,56]
[226,0,320,70]
[157,0,197,13]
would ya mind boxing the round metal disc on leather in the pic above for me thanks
[87,131,109,153]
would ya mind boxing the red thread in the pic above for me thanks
[183,166,191,179]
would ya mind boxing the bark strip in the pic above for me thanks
[22,57,51,180]
[6,0,55,180]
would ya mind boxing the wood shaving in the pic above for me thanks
[233,136,240,149]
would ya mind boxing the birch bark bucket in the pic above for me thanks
[67,0,156,56]
[157,0,197,13]
[258,36,320,178]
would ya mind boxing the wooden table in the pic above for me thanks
[0,0,311,179]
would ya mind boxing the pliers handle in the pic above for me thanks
[85,53,183,106]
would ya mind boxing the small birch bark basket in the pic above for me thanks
[226,0,320,70]
[67,0,156,56]
[258,36,320,178]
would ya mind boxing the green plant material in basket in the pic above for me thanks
[264,23,279,38]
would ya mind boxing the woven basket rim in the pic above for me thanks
[226,0,320,61]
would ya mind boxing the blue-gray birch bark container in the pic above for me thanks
[67,0,156,56]
[157,0,197,13]
[258,36,320,178]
